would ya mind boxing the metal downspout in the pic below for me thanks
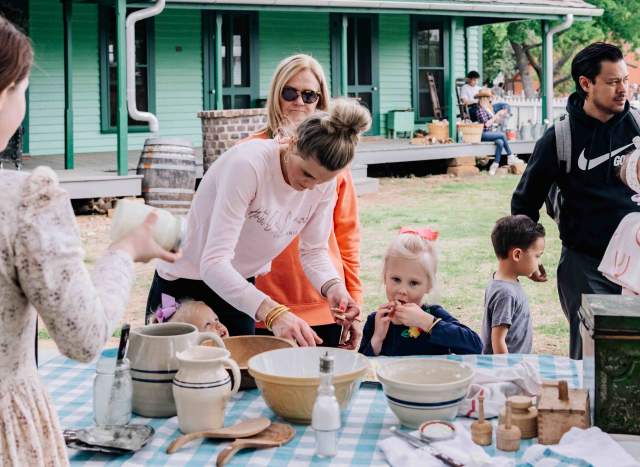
[544,14,573,122]
[126,0,166,132]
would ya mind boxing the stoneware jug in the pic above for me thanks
[126,322,224,417]
[173,345,241,433]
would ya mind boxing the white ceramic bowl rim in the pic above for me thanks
[377,358,474,390]
[248,346,369,381]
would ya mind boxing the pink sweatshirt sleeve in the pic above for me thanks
[199,155,268,319]
[298,182,340,293]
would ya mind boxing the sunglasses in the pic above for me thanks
[281,86,321,104]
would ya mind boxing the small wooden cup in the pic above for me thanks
[497,400,521,452]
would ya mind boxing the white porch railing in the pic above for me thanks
[500,96,568,128]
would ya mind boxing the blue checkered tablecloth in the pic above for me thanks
[41,353,582,466]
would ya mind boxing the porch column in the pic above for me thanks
[116,0,128,176]
[215,13,223,109]
[62,0,73,169]
[447,17,461,140]
[541,20,550,123]
[340,16,348,96]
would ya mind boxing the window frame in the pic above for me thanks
[202,11,259,110]
[99,5,156,134]
[411,16,447,123]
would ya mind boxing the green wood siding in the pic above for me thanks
[466,26,482,74]
[258,12,331,98]
[379,14,411,136]
[454,25,466,82]
[29,0,65,156]
[155,10,202,142]
[28,4,202,156]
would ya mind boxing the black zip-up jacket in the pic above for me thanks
[512,93,640,259]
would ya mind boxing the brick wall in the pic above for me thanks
[198,108,268,173]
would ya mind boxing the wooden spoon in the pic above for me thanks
[166,417,271,454]
[216,423,295,466]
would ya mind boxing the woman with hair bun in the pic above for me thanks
[147,97,371,347]
[243,54,363,349]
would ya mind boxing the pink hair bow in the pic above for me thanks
[399,227,439,241]
[155,293,178,323]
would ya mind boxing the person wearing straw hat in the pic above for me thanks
[475,87,521,175]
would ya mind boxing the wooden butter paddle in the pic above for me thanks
[166,417,271,454]
[215,423,295,466]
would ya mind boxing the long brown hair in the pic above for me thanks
[0,15,33,93]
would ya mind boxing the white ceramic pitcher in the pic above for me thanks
[173,345,241,433]
[126,322,225,417]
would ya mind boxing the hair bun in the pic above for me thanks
[321,98,372,140]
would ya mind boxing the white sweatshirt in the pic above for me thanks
[157,138,339,318]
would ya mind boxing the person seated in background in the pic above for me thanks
[461,71,511,122]
[460,70,482,121]
[475,88,521,175]
[482,215,546,355]
[358,228,482,357]
[152,294,229,336]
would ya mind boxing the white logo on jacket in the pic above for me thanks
[577,143,633,170]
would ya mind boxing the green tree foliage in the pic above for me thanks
[483,0,640,96]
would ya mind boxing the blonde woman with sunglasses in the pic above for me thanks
[238,54,364,349]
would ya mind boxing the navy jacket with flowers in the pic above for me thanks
[358,304,482,357]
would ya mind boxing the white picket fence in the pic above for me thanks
[500,96,568,127]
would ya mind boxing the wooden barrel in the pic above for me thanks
[136,137,196,216]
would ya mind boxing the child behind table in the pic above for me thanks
[358,228,482,357]
[481,215,545,354]
[153,293,229,337]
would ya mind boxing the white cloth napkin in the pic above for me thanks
[458,361,542,419]
[378,421,514,467]
[598,212,640,295]
[521,427,640,467]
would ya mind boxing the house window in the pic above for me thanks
[413,20,444,121]
[203,12,258,110]
[99,7,156,133]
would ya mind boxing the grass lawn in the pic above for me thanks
[358,174,568,356]
[41,172,569,356]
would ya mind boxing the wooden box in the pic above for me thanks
[386,110,415,138]
[537,380,589,445]
[580,294,640,435]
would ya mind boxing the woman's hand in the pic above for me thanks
[271,311,322,347]
[325,282,360,322]
[340,319,363,351]
[393,302,434,330]
[109,212,180,263]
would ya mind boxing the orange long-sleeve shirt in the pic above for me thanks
[242,130,362,326]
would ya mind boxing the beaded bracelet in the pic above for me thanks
[321,278,342,297]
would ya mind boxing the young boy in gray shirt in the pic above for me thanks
[482,215,545,354]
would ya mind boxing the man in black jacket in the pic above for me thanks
[511,43,640,359]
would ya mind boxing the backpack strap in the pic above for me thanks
[554,114,572,174]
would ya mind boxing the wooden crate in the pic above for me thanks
[537,380,590,445]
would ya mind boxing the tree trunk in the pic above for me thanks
[511,40,537,98]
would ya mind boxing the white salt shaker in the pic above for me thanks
[312,352,341,457]
[110,199,184,252]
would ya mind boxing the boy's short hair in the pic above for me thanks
[467,70,480,80]
[491,215,546,259]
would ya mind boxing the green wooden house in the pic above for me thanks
[0,0,601,196]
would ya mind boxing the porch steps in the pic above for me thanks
[56,171,142,199]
